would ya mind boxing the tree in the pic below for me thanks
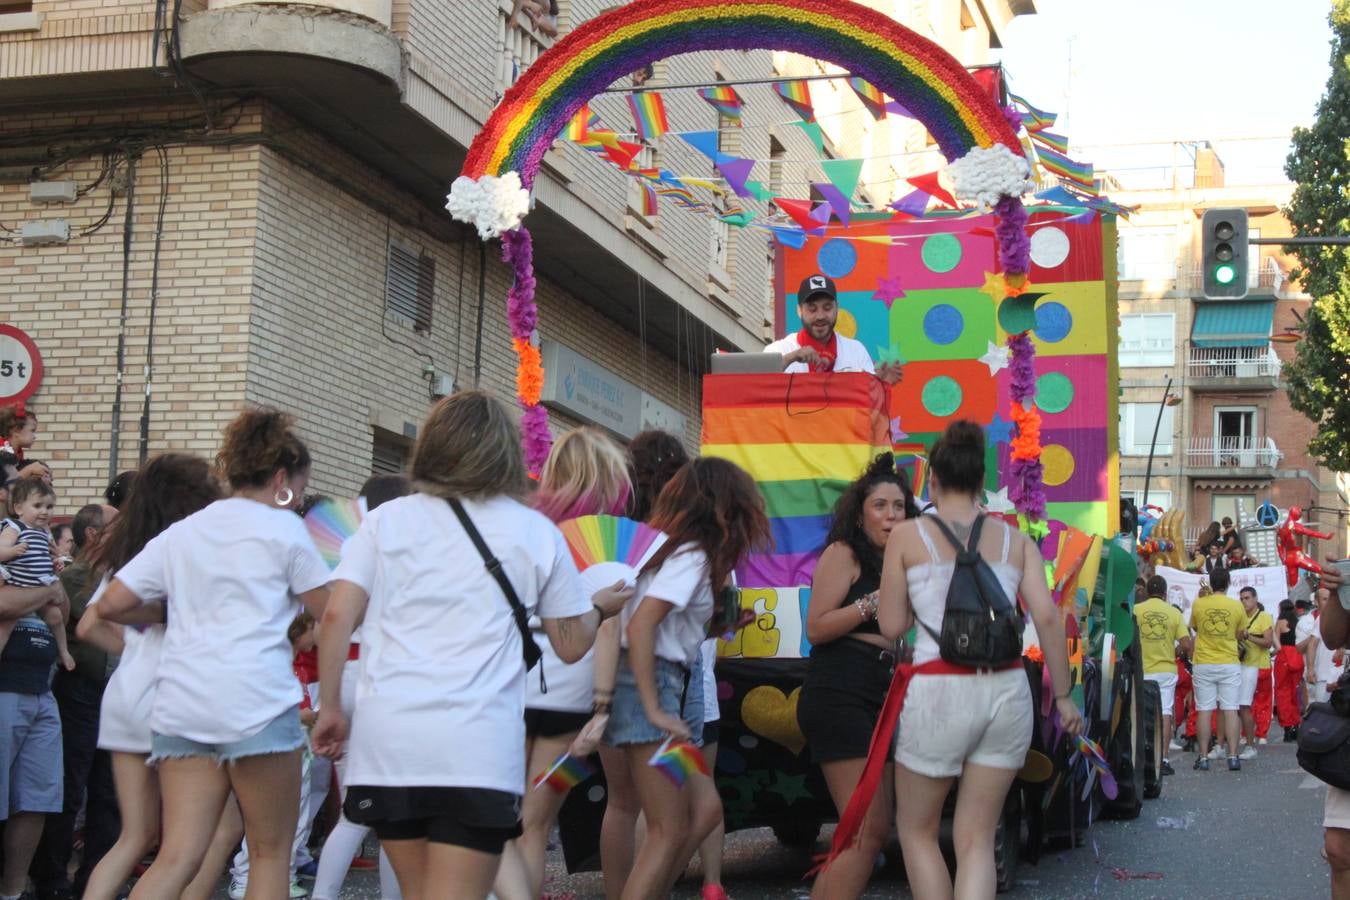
[1283,0,1350,470]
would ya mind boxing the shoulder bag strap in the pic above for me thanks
[446,498,542,682]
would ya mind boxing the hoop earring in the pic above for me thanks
[274,486,295,508]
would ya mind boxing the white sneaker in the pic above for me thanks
[1168,739,1183,751]
[289,881,309,898]
[1207,746,1224,759]
[1259,737,1268,745]
[1240,746,1257,760]
[229,881,248,900]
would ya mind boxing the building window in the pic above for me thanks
[385,241,434,334]
[371,431,408,476]
[1119,313,1175,367]
[1120,402,1174,457]
[1118,225,1176,280]
[1211,494,1257,527]
[1123,489,1172,512]
[768,136,786,196]
[0,1,33,12]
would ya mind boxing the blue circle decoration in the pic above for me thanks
[817,238,857,279]
[922,304,964,345]
[1257,501,1280,527]
[1034,301,1073,343]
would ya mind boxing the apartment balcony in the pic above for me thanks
[1180,257,1286,298]
[1182,436,1283,478]
[1185,346,1281,391]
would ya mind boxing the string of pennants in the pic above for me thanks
[561,78,1130,243]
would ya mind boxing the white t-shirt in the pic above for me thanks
[700,637,720,724]
[764,332,876,375]
[90,575,164,754]
[619,544,714,669]
[334,493,589,794]
[1297,612,1318,646]
[1317,616,1344,686]
[114,497,330,744]
[525,561,631,714]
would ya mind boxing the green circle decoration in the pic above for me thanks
[1035,372,1074,414]
[922,375,963,417]
[998,296,1037,334]
[920,233,962,273]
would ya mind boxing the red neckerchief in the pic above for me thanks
[293,648,318,685]
[795,327,837,372]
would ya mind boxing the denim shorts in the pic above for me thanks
[603,653,688,747]
[149,706,304,765]
[682,646,706,747]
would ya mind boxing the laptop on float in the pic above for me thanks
[709,352,785,375]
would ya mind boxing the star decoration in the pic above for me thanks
[983,486,1015,514]
[872,274,906,309]
[889,416,908,444]
[979,340,1010,375]
[875,343,907,366]
[985,413,1015,445]
[767,772,814,805]
[978,270,1005,304]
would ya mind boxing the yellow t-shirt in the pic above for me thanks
[1191,594,1245,665]
[1241,608,1274,670]
[1133,597,1186,675]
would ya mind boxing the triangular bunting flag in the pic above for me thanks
[890,189,930,217]
[794,121,825,157]
[848,76,887,120]
[677,131,727,164]
[907,171,957,209]
[715,157,756,199]
[603,141,643,171]
[775,198,820,232]
[744,180,776,203]
[769,226,808,249]
[820,158,864,205]
[812,183,852,227]
[773,79,816,122]
[808,201,833,224]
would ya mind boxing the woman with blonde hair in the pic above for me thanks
[312,392,632,900]
[494,426,632,900]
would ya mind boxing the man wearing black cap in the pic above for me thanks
[765,274,903,384]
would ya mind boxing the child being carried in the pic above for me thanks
[0,475,75,670]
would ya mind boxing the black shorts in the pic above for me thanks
[701,721,721,746]
[796,639,895,764]
[343,786,523,854]
[524,707,591,739]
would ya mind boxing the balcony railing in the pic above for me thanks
[1179,257,1286,296]
[1184,436,1283,469]
[1186,346,1282,381]
[497,0,554,99]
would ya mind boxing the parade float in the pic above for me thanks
[446,0,1164,888]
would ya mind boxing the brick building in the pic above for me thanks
[1110,145,1350,555]
[0,0,1030,504]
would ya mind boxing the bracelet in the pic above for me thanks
[592,700,612,715]
[854,598,873,621]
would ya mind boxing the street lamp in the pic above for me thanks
[1140,375,1182,526]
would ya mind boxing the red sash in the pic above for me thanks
[796,328,837,373]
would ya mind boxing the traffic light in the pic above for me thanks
[1201,208,1249,299]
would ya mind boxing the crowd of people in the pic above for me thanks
[1187,517,1265,572]
[0,391,1088,900]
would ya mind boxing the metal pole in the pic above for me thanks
[1249,236,1350,246]
[1140,375,1174,521]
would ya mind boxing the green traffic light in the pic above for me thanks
[1215,263,1236,285]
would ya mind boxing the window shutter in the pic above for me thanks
[385,242,434,334]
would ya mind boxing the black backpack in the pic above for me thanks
[1299,674,1350,790]
[918,515,1025,668]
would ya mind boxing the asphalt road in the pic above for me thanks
[217,740,1330,898]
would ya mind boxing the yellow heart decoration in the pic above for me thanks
[740,686,806,755]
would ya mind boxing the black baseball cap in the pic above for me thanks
[797,273,837,305]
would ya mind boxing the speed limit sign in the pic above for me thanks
[0,325,43,407]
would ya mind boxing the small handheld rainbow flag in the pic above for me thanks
[696,85,743,125]
[532,751,596,793]
[648,737,710,788]
[303,497,364,570]
[847,76,887,120]
[772,79,815,123]
[627,91,669,143]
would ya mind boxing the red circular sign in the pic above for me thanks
[0,325,43,407]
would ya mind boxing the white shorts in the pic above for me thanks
[895,668,1032,778]
[1327,786,1350,829]
[1192,663,1241,711]
[1313,682,1333,705]
[1239,666,1260,706]
[1145,671,1178,713]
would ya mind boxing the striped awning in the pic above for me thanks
[1194,480,1268,491]
[1191,301,1275,348]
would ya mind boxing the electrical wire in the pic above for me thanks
[138,145,170,465]
[108,150,137,484]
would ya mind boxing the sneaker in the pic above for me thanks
[702,886,730,900]
[1161,759,1175,776]
[1168,739,1183,751]
[1240,746,1257,760]
[289,882,308,899]
[1286,726,1300,743]
[228,881,247,900]
[1258,737,1268,745]
[1194,757,1210,771]
[1228,756,1241,772]
[1207,745,1224,760]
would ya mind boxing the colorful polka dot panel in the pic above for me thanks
[775,211,1118,539]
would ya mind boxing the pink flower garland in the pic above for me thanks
[501,227,553,475]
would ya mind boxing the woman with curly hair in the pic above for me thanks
[796,453,918,899]
[96,408,331,900]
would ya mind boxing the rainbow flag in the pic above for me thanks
[701,373,891,587]
[640,181,659,216]
[773,80,815,123]
[1029,129,1069,155]
[560,105,591,142]
[1036,146,1096,189]
[1009,91,1056,131]
[648,738,709,787]
[848,76,887,120]
[627,91,669,142]
[532,752,596,793]
[697,85,743,125]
